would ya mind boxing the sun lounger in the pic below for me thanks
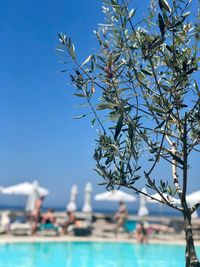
[73,226,91,236]
[39,223,59,236]
[92,221,126,238]
[10,222,32,236]
[0,211,10,234]
[0,226,7,234]
[72,221,92,236]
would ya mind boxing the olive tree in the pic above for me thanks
[57,0,200,266]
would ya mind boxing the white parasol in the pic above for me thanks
[2,180,49,197]
[66,184,78,212]
[82,182,93,213]
[1,180,49,213]
[186,191,200,206]
[95,190,136,202]
[147,193,180,205]
[186,191,200,218]
[137,188,149,217]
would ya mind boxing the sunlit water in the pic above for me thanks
[0,242,200,267]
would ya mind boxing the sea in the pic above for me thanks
[0,204,185,217]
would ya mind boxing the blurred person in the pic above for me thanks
[135,222,148,243]
[31,196,44,234]
[114,201,128,237]
[42,208,56,225]
[62,211,77,234]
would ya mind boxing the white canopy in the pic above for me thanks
[186,191,200,206]
[1,180,49,213]
[147,193,180,205]
[186,191,200,218]
[1,181,49,197]
[95,190,136,202]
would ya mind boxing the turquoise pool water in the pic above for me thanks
[0,242,199,267]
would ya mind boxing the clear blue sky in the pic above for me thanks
[0,0,199,214]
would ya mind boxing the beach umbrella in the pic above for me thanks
[1,180,49,213]
[146,193,180,218]
[186,191,200,205]
[186,191,200,218]
[147,193,180,205]
[95,190,136,202]
[82,182,93,213]
[137,188,149,217]
[66,184,78,212]
[25,181,44,213]
[1,180,49,197]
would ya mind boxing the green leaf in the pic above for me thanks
[128,125,133,140]
[81,55,93,67]
[73,114,87,119]
[114,6,124,16]
[96,64,105,71]
[96,103,117,110]
[182,12,191,18]
[109,144,119,151]
[114,114,124,140]
[173,17,185,28]
[68,37,72,49]
[159,0,171,13]
[186,68,196,75]
[194,80,200,94]
[116,88,130,93]
[144,104,166,114]
[58,33,66,45]
[74,93,85,97]
[113,53,121,63]
[128,9,135,19]
[135,166,141,171]
[97,55,106,63]
[69,44,76,60]
[55,48,65,52]
[98,182,108,186]
[91,118,96,127]
[158,13,165,37]
[166,45,173,53]
[141,69,153,76]
[155,120,166,129]
[151,37,164,49]
[165,58,174,68]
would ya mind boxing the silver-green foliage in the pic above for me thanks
[58,1,200,265]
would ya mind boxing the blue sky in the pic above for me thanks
[0,0,199,214]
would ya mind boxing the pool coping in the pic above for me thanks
[0,235,200,246]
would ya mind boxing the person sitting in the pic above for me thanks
[148,223,174,234]
[42,208,56,225]
[39,208,59,236]
[62,211,77,234]
[135,222,148,243]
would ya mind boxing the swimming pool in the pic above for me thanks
[0,241,199,267]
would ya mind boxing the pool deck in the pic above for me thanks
[1,211,200,246]
[0,234,200,246]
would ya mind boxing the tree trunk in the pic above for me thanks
[184,211,200,267]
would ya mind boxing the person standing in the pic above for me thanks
[31,196,44,234]
[114,201,128,237]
